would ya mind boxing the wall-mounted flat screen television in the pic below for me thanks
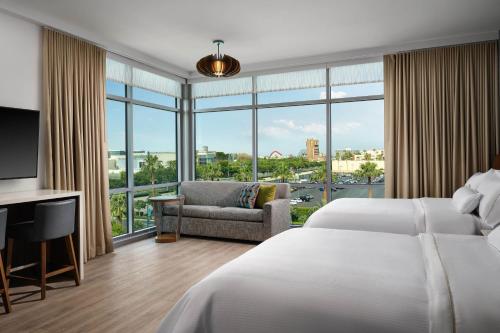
[0,107,40,180]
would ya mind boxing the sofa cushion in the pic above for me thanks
[210,207,264,222]
[163,205,220,219]
[255,184,277,208]
[180,181,246,207]
[237,183,260,209]
[180,181,291,207]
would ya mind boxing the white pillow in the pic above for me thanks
[452,186,482,214]
[465,171,486,190]
[487,226,500,252]
[477,171,500,228]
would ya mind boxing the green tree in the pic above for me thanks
[200,163,223,180]
[310,165,339,203]
[135,199,148,216]
[342,151,354,160]
[273,162,294,183]
[142,153,162,195]
[353,162,384,198]
[310,164,327,202]
[364,152,372,161]
[235,162,252,181]
[110,193,127,236]
[215,152,229,162]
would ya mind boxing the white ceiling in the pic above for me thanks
[1,0,500,79]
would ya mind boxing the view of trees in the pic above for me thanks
[195,153,324,182]
[353,161,384,198]
[109,157,177,189]
[109,154,178,237]
[110,193,127,236]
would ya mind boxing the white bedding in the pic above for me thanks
[157,228,500,333]
[304,197,483,235]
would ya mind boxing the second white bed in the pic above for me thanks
[304,197,483,235]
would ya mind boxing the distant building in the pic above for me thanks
[108,150,176,174]
[269,150,284,159]
[353,149,384,161]
[197,146,216,165]
[306,138,320,161]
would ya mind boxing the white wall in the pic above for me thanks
[0,11,44,193]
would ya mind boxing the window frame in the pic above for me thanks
[107,82,181,240]
[190,64,384,203]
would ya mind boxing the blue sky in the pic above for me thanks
[106,81,177,152]
[106,80,384,156]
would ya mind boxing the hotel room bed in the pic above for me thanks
[303,197,484,235]
[157,228,500,333]
[304,169,500,236]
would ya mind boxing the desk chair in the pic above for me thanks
[6,200,80,300]
[0,208,12,313]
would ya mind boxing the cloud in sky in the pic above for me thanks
[259,125,291,138]
[260,119,326,140]
[319,90,348,99]
[332,121,361,134]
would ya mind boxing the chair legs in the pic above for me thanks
[0,253,12,313]
[7,236,80,301]
[6,238,13,287]
[65,235,80,286]
[40,241,46,300]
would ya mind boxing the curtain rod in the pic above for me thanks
[396,38,499,54]
[42,26,188,83]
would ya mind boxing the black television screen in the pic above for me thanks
[0,107,40,180]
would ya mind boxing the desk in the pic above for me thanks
[0,189,85,279]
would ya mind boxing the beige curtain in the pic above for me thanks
[43,28,113,260]
[384,41,499,198]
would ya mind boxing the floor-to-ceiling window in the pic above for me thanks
[191,61,383,226]
[106,58,182,238]
[193,77,254,181]
[329,63,384,200]
[195,110,253,181]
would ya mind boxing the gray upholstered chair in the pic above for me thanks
[6,200,80,300]
[0,208,12,313]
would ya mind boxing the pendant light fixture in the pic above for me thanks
[196,40,240,78]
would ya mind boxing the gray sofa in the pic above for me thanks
[162,181,291,241]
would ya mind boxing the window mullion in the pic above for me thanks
[252,76,258,182]
[125,84,134,235]
[326,66,332,202]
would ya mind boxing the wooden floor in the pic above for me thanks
[0,237,255,333]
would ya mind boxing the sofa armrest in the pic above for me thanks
[263,198,290,239]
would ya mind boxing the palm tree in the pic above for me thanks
[273,162,294,183]
[310,164,327,203]
[353,162,384,198]
[235,162,252,181]
[201,163,223,181]
[141,153,162,196]
[110,193,127,228]
[310,165,340,203]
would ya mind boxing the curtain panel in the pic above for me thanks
[384,41,499,198]
[43,29,113,260]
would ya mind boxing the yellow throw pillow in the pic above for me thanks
[255,184,277,209]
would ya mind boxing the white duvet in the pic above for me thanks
[304,198,482,235]
[157,228,500,333]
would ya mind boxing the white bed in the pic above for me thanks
[303,197,484,235]
[157,228,500,333]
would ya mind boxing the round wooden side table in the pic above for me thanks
[150,194,185,243]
